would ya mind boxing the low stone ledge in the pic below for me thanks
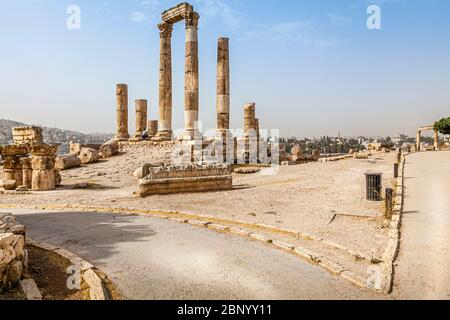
[272,240,294,251]
[294,247,322,264]
[249,233,272,243]
[187,220,211,227]
[83,269,109,300]
[318,259,346,275]
[380,152,409,294]
[27,239,109,300]
[139,164,233,197]
[207,224,229,232]
[341,271,367,288]
[228,227,251,237]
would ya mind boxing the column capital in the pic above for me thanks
[158,22,173,38]
[184,11,199,28]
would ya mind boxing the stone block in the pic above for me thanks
[18,279,42,300]
[83,269,108,300]
[139,164,233,196]
[272,240,294,251]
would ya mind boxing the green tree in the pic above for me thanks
[434,118,450,135]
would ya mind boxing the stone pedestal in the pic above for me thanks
[30,144,57,191]
[114,84,130,141]
[131,99,148,141]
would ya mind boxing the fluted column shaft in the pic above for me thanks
[416,131,421,151]
[217,37,230,132]
[114,84,129,141]
[156,22,173,140]
[434,130,439,150]
[132,99,147,141]
[184,12,200,137]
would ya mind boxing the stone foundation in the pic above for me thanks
[0,213,27,293]
[138,164,233,196]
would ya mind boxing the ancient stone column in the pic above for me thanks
[30,144,57,191]
[243,103,258,163]
[255,118,260,160]
[416,130,421,151]
[147,120,158,138]
[155,22,174,141]
[132,99,148,141]
[183,12,200,139]
[0,145,28,189]
[434,130,439,150]
[217,37,230,133]
[114,84,130,141]
[244,103,257,132]
[20,157,32,189]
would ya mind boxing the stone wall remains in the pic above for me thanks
[0,213,27,293]
[12,127,44,146]
[139,164,233,196]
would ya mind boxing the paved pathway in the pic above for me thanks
[6,209,379,300]
[393,152,450,299]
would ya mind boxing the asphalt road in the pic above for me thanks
[7,209,379,300]
[393,152,450,299]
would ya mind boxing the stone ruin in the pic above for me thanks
[138,164,233,197]
[111,2,271,167]
[12,126,44,146]
[0,213,27,293]
[279,144,321,166]
[0,127,60,191]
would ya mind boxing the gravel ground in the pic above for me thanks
[0,149,397,258]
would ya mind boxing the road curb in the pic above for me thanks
[27,238,110,300]
[0,203,377,265]
[380,151,409,294]
[0,206,384,292]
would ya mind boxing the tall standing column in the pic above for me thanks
[183,12,200,140]
[434,130,439,150]
[243,103,258,163]
[416,130,421,151]
[244,103,257,132]
[155,22,174,141]
[217,37,230,133]
[114,84,130,141]
[132,99,148,141]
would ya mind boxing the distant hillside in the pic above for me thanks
[0,119,113,154]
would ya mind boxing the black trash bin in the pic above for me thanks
[365,172,383,201]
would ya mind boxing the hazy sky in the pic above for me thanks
[1,0,449,137]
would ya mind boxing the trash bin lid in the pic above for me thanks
[364,172,383,176]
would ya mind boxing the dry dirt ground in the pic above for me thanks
[0,148,397,285]
[0,246,86,300]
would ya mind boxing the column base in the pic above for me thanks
[129,133,144,142]
[152,130,173,142]
[114,133,130,142]
[178,129,202,142]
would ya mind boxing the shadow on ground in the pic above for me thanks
[16,211,157,265]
